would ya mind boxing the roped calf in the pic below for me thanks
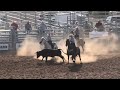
[36,49,65,62]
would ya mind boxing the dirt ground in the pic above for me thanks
[0,51,120,79]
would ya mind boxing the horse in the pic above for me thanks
[39,37,58,49]
[75,36,85,52]
[70,31,85,52]
[66,39,81,63]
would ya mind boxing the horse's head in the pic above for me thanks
[66,39,69,47]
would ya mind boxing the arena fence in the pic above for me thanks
[0,28,66,51]
[1,28,115,51]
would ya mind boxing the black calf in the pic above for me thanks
[36,49,65,62]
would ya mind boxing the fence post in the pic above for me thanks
[25,12,26,20]
[70,12,71,24]
[11,29,17,51]
[35,11,37,29]
[4,12,7,22]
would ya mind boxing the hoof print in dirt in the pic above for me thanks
[68,63,83,72]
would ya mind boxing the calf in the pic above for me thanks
[36,49,65,62]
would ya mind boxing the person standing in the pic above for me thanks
[25,21,32,34]
[40,21,47,33]
[11,21,18,31]
[11,21,18,50]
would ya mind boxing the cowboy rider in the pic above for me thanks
[71,21,85,43]
[74,27,80,39]
[70,21,80,39]
[69,34,76,48]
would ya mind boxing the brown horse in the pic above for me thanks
[75,37,85,52]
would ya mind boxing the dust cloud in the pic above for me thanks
[55,38,98,64]
[56,33,119,63]
[16,33,119,64]
[16,36,42,56]
[16,36,53,60]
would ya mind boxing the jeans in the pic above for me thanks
[48,40,54,49]
[26,29,30,34]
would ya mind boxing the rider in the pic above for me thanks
[74,27,80,39]
[69,34,76,49]
[71,21,80,39]
[74,23,85,47]
[46,33,54,49]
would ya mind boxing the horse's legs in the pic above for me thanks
[45,57,48,62]
[72,53,77,63]
[83,41,85,52]
[42,56,44,61]
[68,55,69,64]
[72,55,76,63]
[82,45,84,52]
[78,54,81,63]
[59,55,65,63]
[78,39,85,53]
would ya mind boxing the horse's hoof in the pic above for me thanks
[80,62,83,64]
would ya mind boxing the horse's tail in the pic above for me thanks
[58,49,67,55]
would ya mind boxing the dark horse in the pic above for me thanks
[71,31,85,52]
[66,39,81,63]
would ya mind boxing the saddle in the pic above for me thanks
[69,43,76,51]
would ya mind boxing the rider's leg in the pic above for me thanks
[50,41,54,49]
[51,43,54,49]
[48,40,54,49]
[75,34,79,40]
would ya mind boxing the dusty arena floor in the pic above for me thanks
[0,51,120,79]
